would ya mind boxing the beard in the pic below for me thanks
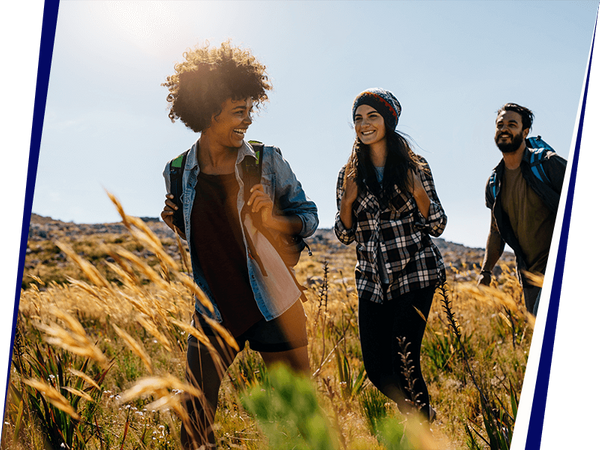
[495,131,524,153]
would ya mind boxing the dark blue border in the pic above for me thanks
[525,8,598,450]
[0,0,600,450]
[3,0,60,419]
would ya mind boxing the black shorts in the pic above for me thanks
[194,300,308,353]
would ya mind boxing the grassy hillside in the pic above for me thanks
[4,210,529,449]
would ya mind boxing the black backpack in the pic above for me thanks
[167,141,310,267]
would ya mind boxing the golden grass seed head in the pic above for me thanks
[112,324,154,374]
[22,378,81,420]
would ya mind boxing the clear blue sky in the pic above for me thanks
[32,1,599,248]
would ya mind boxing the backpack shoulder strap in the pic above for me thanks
[489,172,499,199]
[170,150,188,170]
[168,149,190,230]
[168,150,189,196]
[486,160,503,208]
[241,141,264,200]
[249,140,264,174]
[526,136,553,185]
[243,141,311,265]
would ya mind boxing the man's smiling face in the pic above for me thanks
[495,110,529,154]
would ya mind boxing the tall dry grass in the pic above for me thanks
[3,195,533,449]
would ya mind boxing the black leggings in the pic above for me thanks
[358,284,436,418]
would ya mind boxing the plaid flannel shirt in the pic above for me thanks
[334,156,447,304]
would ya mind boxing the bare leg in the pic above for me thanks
[181,333,238,449]
[259,345,310,375]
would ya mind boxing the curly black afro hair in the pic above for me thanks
[162,41,272,132]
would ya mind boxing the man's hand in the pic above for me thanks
[477,271,492,287]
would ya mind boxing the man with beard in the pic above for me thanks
[477,103,566,315]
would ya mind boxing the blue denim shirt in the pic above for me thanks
[163,139,319,322]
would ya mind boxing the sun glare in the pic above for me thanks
[100,2,184,56]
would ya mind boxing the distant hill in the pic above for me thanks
[28,213,171,240]
[29,213,486,253]
[24,213,514,288]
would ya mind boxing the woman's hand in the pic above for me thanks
[340,168,358,230]
[248,184,275,225]
[342,169,359,206]
[409,170,431,218]
[409,169,425,195]
[160,194,186,239]
[247,184,303,234]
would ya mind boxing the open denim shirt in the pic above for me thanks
[163,139,319,322]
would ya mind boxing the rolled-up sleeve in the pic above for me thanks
[162,162,172,194]
[413,160,447,237]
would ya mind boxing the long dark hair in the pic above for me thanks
[345,126,426,202]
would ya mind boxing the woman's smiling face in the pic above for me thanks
[207,97,254,148]
[354,104,386,146]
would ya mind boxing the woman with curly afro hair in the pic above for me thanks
[160,42,318,448]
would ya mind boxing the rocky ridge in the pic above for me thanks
[28,214,484,257]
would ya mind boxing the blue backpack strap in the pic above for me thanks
[485,169,500,209]
[526,136,553,185]
[489,172,498,199]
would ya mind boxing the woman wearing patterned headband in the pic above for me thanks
[335,88,447,422]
